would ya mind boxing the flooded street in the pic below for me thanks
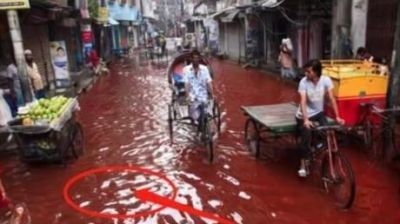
[1,58,399,223]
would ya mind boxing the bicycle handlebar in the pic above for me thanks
[360,102,400,114]
[372,106,400,114]
[312,125,344,132]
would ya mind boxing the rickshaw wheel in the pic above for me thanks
[321,152,356,209]
[207,137,214,163]
[168,104,174,144]
[204,119,214,163]
[213,101,222,133]
[244,119,260,158]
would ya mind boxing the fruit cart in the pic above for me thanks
[7,97,84,164]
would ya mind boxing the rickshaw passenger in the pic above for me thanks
[296,59,344,177]
[182,50,214,126]
[172,59,193,98]
[172,73,186,97]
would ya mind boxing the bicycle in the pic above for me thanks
[168,99,221,162]
[359,102,400,159]
[197,101,220,162]
[306,124,356,209]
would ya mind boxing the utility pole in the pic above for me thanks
[331,0,352,59]
[139,0,145,47]
[384,1,400,161]
[7,10,33,103]
[163,0,169,33]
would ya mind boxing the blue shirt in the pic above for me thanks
[296,76,334,118]
[182,64,212,103]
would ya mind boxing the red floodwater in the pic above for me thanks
[0,57,399,223]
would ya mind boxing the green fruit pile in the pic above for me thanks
[19,96,70,122]
[37,141,53,151]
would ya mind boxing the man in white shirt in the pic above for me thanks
[296,59,345,177]
[182,50,214,128]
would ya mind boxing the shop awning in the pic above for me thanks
[220,9,240,23]
[189,16,204,22]
[208,6,236,19]
[108,17,119,25]
[260,0,285,8]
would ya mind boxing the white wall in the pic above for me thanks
[194,3,208,15]
[216,1,226,11]
[141,0,158,19]
[351,0,369,54]
[226,22,241,60]
[237,0,252,6]
[216,0,236,11]
[184,1,195,16]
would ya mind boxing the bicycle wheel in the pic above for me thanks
[321,152,356,209]
[212,102,221,133]
[168,104,174,144]
[244,119,260,158]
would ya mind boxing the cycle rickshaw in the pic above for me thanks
[167,52,222,162]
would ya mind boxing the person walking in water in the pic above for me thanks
[278,38,296,80]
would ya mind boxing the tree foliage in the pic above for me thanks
[88,0,99,18]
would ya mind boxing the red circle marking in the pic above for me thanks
[63,165,178,220]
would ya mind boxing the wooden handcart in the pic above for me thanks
[242,102,355,209]
[7,98,84,164]
[242,102,335,158]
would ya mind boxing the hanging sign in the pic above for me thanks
[50,41,71,88]
[98,7,108,23]
[0,0,30,10]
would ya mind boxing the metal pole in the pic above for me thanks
[331,0,352,58]
[7,10,33,103]
[384,1,400,161]
[253,13,267,64]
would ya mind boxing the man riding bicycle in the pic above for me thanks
[182,50,214,130]
[296,59,345,177]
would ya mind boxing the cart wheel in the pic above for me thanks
[244,119,260,158]
[0,133,14,151]
[206,137,214,163]
[70,122,84,159]
[213,102,222,133]
[321,152,356,209]
[168,104,174,144]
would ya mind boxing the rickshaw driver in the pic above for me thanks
[182,50,214,130]
[296,59,345,177]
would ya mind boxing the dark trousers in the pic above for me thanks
[296,112,327,159]
[4,94,17,117]
[35,89,45,100]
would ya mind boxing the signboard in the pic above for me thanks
[98,7,108,23]
[50,41,71,88]
[81,30,93,43]
[0,0,30,10]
